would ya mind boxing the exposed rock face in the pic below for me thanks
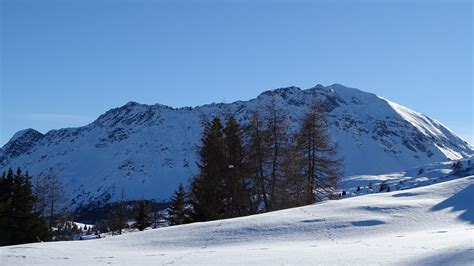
[2,129,44,159]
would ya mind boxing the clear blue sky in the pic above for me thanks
[1,0,472,146]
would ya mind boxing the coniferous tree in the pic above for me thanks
[190,117,227,221]
[33,173,48,217]
[280,143,307,208]
[111,189,127,234]
[293,101,343,204]
[43,169,65,230]
[0,168,50,246]
[223,115,254,217]
[167,184,190,225]
[246,110,270,212]
[134,201,149,231]
[263,97,291,210]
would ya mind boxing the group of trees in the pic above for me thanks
[103,185,191,230]
[102,197,153,235]
[167,99,343,224]
[0,168,96,245]
[0,169,50,246]
[190,114,254,221]
[54,221,94,241]
[74,198,167,235]
[0,100,342,244]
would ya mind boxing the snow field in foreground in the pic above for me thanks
[1,176,473,265]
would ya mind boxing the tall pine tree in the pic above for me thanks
[223,115,254,217]
[294,101,343,203]
[263,97,291,210]
[246,110,270,212]
[190,117,227,221]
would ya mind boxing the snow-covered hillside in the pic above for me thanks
[1,172,473,265]
[0,84,472,204]
[341,157,474,197]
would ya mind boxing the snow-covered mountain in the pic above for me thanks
[0,84,472,205]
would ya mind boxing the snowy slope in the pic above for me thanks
[0,84,472,205]
[1,174,473,265]
[341,156,474,197]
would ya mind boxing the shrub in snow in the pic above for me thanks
[417,168,424,176]
[451,161,466,177]
[379,182,389,192]
[134,201,150,231]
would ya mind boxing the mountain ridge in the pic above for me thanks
[1,83,472,205]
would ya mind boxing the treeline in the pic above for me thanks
[0,167,165,246]
[74,199,167,231]
[167,100,343,224]
[91,197,166,235]
[0,168,90,246]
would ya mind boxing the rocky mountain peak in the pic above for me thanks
[2,128,44,159]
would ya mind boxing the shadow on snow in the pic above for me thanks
[350,220,385,227]
[431,182,474,224]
